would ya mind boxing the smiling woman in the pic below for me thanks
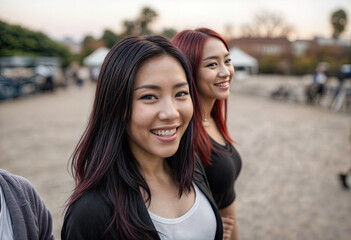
[129,55,193,161]
[173,28,242,240]
[61,34,224,239]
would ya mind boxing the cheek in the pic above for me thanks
[198,71,216,89]
[129,103,151,132]
[197,72,211,92]
[198,70,212,82]
[180,100,194,124]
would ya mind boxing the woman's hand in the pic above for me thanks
[222,216,234,240]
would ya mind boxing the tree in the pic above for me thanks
[0,20,72,67]
[101,29,121,48]
[120,6,158,37]
[161,28,177,39]
[331,9,348,39]
[79,35,105,64]
[82,35,95,45]
[240,10,294,38]
[138,6,158,35]
[122,20,137,36]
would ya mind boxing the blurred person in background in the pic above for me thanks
[306,62,330,104]
[0,169,54,240]
[172,28,242,240]
[61,35,223,239]
[334,64,351,100]
[35,65,55,92]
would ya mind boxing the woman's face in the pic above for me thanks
[197,37,234,102]
[128,55,193,162]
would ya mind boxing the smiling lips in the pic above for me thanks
[151,128,177,136]
[150,127,178,142]
[214,81,230,88]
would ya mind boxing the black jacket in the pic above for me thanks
[61,158,223,240]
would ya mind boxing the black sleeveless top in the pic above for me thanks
[205,137,242,209]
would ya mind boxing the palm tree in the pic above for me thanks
[331,9,348,39]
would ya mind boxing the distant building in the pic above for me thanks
[314,37,351,47]
[292,40,312,57]
[58,37,82,54]
[227,36,351,74]
[83,47,110,81]
[228,37,292,59]
[228,37,292,74]
[292,37,351,57]
[229,47,258,80]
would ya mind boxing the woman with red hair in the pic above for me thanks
[172,28,242,240]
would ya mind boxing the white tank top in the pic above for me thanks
[0,185,14,240]
[148,183,217,240]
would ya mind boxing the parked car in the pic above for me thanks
[0,75,19,100]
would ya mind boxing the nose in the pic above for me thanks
[158,98,179,120]
[218,64,232,78]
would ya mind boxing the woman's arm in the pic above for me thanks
[219,201,239,240]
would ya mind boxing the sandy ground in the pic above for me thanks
[0,76,350,239]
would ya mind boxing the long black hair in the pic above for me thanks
[67,35,199,239]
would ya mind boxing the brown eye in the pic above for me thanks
[175,91,189,98]
[140,95,157,100]
[206,63,217,67]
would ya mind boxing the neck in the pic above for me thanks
[200,96,216,122]
[138,157,169,181]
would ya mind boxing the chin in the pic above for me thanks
[156,147,179,159]
[216,94,230,100]
[161,151,178,159]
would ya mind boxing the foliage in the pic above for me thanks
[79,6,159,63]
[78,36,105,64]
[119,6,158,37]
[82,35,95,45]
[330,9,348,39]
[291,57,316,75]
[122,20,137,36]
[240,10,294,38]
[80,5,159,58]
[1,6,160,67]
[289,44,351,76]
[258,56,281,73]
[101,29,122,48]
[138,6,158,35]
[0,20,72,67]
[161,28,177,39]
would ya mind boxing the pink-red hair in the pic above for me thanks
[172,28,233,167]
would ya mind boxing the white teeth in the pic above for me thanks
[152,128,176,136]
[215,82,229,87]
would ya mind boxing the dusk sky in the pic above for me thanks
[1,0,350,42]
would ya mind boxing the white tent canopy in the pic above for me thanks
[83,47,110,67]
[229,47,258,75]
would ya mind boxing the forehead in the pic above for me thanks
[134,55,187,86]
[202,37,228,58]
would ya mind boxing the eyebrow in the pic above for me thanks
[202,53,230,61]
[134,81,188,91]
